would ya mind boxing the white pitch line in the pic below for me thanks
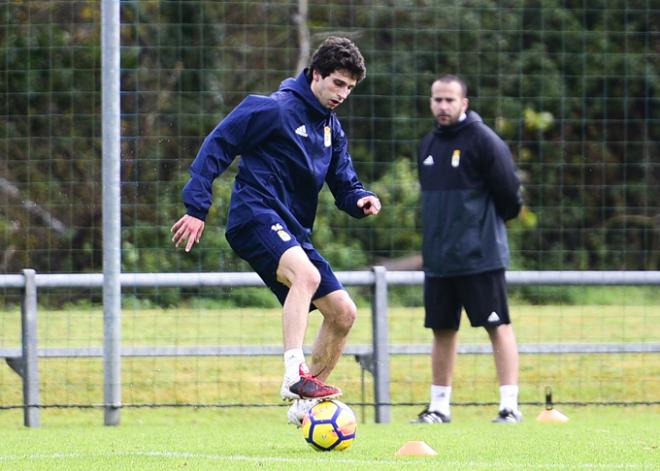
[0,451,650,469]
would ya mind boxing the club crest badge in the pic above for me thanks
[271,223,292,242]
[451,149,461,168]
[324,126,332,147]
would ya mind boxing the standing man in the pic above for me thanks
[414,75,523,424]
[171,37,381,425]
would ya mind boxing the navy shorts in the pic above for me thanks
[424,269,510,330]
[226,218,344,308]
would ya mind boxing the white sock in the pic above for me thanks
[429,385,451,416]
[283,348,306,380]
[499,385,519,411]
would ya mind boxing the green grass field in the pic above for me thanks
[0,290,658,468]
[0,406,658,470]
[0,299,660,412]
[0,301,657,408]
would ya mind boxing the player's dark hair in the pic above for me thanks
[308,36,366,82]
[435,74,468,97]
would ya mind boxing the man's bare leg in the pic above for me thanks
[487,324,519,386]
[276,247,342,401]
[286,290,356,427]
[416,328,457,421]
[431,328,458,386]
[276,246,320,352]
[309,290,357,381]
[488,323,522,422]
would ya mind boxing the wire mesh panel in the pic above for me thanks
[0,0,658,416]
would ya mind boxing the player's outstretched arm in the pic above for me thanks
[357,195,381,216]
[171,214,205,253]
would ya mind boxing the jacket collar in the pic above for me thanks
[434,110,482,135]
[278,69,332,117]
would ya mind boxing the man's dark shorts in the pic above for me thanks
[226,218,343,307]
[424,269,510,330]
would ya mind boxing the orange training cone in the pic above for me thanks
[395,441,438,456]
[536,386,569,423]
[537,408,569,422]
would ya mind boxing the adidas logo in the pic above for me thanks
[294,125,308,137]
[423,155,434,166]
[487,311,500,323]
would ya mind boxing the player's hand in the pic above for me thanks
[171,214,205,252]
[357,195,381,216]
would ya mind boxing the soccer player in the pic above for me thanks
[171,37,381,425]
[413,75,523,424]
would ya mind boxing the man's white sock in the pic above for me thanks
[429,385,451,416]
[283,348,306,381]
[499,384,519,411]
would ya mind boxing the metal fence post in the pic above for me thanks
[102,0,122,426]
[21,269,40,427]
[371,266,391,423]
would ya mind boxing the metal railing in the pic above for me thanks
[1,268,659,427]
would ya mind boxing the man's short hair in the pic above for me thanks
[309,36,366,82]
[434,74,468,97]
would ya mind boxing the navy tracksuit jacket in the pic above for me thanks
[182,70,374,248]
[418,111,522,277]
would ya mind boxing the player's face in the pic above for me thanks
[311,69,357,110]
[430,80,468,126]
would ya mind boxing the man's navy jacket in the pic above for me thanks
[417,110,522,277]
[182,70,374,247]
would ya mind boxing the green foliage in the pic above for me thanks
[2,1,657,304]
[364,159,422,259]
[314,158,421,268]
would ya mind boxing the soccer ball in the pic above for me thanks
[301,400,357,451]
